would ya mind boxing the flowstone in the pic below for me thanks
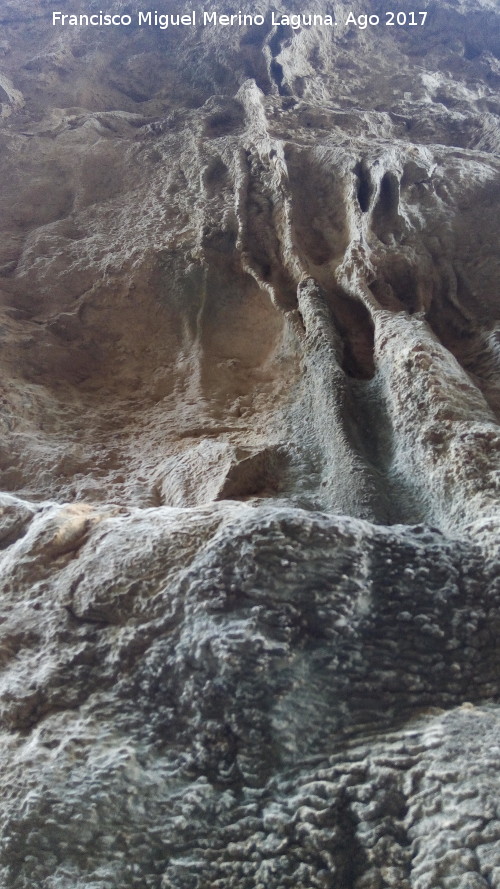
[0,0,499,886]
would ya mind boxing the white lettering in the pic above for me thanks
[271,12,334,29]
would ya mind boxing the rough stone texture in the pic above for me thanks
[0,0,500,886]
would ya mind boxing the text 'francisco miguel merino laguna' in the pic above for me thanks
[52,10,337,29]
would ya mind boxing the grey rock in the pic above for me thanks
[0,0,500,887]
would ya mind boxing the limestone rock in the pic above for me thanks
[0,0,500,886]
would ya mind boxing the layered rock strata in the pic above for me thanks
[0,0,500,886]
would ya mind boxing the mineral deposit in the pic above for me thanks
[0,0,500,886]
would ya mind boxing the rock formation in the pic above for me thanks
[0,0,500,886]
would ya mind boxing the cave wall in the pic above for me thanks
[1,1,500,887]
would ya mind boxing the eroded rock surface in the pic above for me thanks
[0,0,500,886]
